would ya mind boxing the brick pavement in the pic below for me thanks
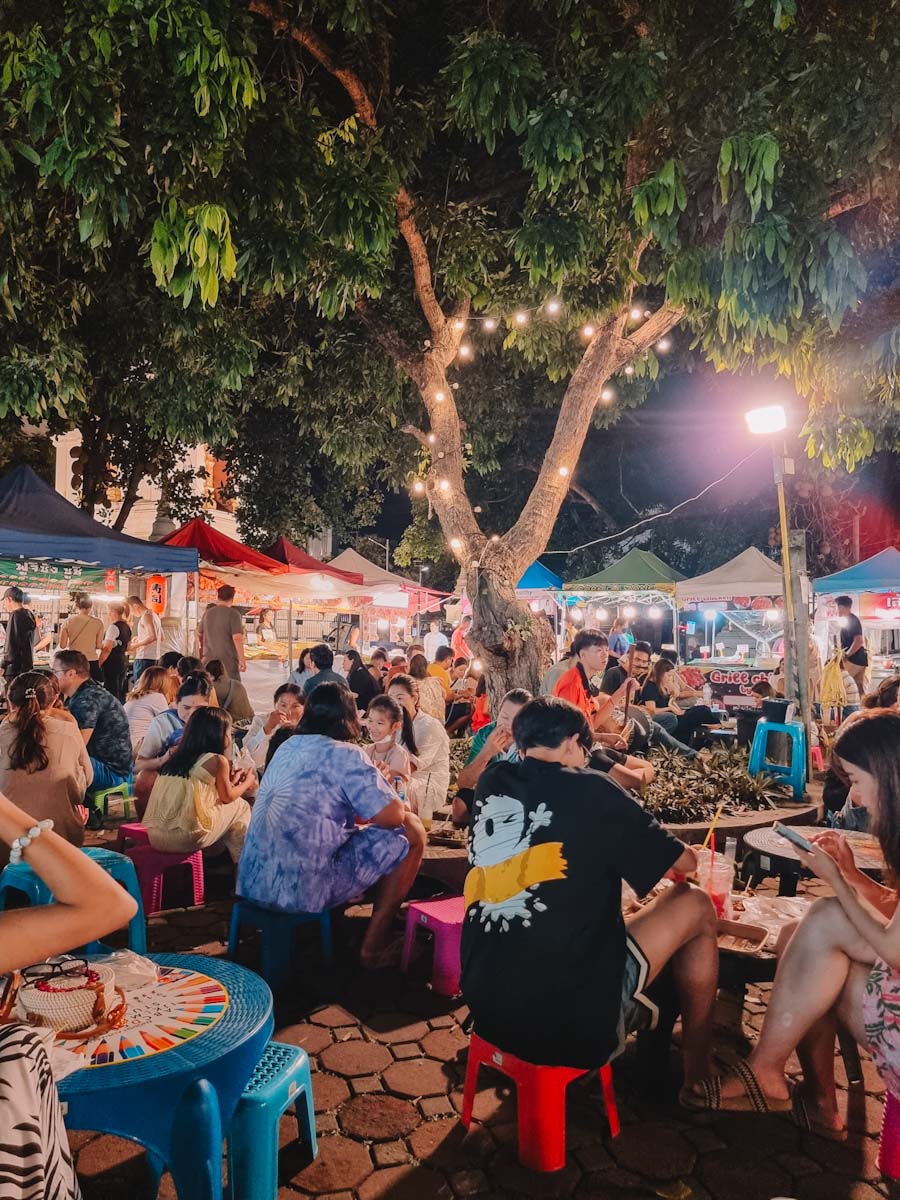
[69,830,891,1200]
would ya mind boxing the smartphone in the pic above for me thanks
[773,821,813,852]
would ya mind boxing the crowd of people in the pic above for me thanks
[6,581,900,1179]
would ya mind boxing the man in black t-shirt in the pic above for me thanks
[461,696,718,1091]
[836,594,868,694]
[2,585,36,681]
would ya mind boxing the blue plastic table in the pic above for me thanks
[58,953,273,1200]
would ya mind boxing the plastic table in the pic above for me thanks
[58,953,273,1200]
[742,827,885,897]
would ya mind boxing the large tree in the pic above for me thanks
[3,0,899,694]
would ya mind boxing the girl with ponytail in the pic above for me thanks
[0,673,93,863]
[364,695,418,799]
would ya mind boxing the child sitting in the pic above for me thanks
[364,695,418,804]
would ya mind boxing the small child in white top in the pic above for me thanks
[364,695,418,806]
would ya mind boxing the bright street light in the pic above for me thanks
[745,405,787,436]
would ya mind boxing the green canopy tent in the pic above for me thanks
[564,549,685,647]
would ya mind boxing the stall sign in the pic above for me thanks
[858,592,900,623]
[145,574,167,614]
[681,665,771,708]
[0,558,108,594]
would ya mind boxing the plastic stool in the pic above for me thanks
[401,895,465,996]
[116,822,151,850]
[748,719,807,798]
[879,1091,900,1181]
[124,843,204,916]
[227,1042,317,1199]
[0,848,147,954]
[810,745,825,772]
[90,782,133,821]
[228,899,333,987]
[461,1031,619,1172]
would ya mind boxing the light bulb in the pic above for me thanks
[656,337,672,353]
[648,606,662,619]
[450,537,462,550]
[545,298,561,315]
[473,505,482,514]
[766,608,779,621]
[530,600,540,612]
[704,609,718,621]
[582,324,595,338]
[412,480,425,495]
[514,310,529,326]
[596,608,608,621]
[644,309,652,318]
[434,389,446,402]
[623,605,637,618]
[439,478,450,491]
[490,534,500,542]
[558,466,570,477]
[624,364,635,376]
[483,317,497,332]
[472,659,483,672]
[453,318,465,331]
[629,306,643,321]
[427,433,436,445]
[601,387,615,402]
[458,343,473,359]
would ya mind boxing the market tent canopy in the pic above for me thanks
[676,547,783,604]
[263,535,364,585]
[812,547,900,594]
[517,560,563,591]
[0,465,199,574]
[163,519,288,574]
[327,547,418,592]
[565,548,684,593]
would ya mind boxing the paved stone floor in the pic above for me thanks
[70,830,890,1200]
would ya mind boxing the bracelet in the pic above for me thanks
[9,819,54,865]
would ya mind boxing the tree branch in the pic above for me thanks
[401,423,429,448]
[520,463,614,523]
[396,187,446,334]
[353,299,424,382]
[616,302,686,364]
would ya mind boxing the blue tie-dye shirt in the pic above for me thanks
[237,734,401,913]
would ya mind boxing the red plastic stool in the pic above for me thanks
[811,745,825,772]
[401,895,465,996]
[879,1091,900,1182]
[123,843,205,915]
[461,1031,619,1172]
[116,822,150,850]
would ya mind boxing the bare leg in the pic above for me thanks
[361,814,426,964]
[794,962,872,1132]
[627,883,719,1086]
[719,897,874,1102]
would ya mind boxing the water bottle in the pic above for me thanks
[702,682,713,706]
[724,836,737,863]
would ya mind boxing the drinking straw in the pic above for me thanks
[707,837,716,901]
[702,801,726,849]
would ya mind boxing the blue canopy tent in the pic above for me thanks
[516,560,563,592]
[812,547,900,665]
[0,466,198,574]
[812,547,900,595]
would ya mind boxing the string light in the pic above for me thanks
[624,364,635,376]
[450,537,462,551]
[483,317,497,331]
[545,298,561,315]
[434,389,446,402]
[427,433,436,444]
[596,608,609,621]
[514,310,529,326]
[582,324,595,338]
[490,534,500,542]
[656,337,672,353]
[623,605,637,618]
[558,466,570,477]
[458,343,473,359]
[453,318,466,331]
[473,505,482,513]
[629,306,643,321]
[601,387,615,402]
[439,478,450,491]
[412,480,425,494]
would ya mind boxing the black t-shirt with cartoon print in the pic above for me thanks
[460,757,683,1069]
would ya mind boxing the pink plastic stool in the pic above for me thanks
[879,1091,900,1181]
[123,843,205,915]
[462,1031,619,1172]
[810,745,825,772]
[401,895,465,996]
[116,822,150,850]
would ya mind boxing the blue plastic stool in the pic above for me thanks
[227,1042,317,1199]
[748,719,807,799]
[0,847,147,954]
[228,899,333,987]
[89,781,133,823]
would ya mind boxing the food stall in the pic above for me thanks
[326,548,438,649]
[812,547,900,682]
[675,547,785,706]
[0,465,198,664]
[564,548,684,648]
[516,561,565,635]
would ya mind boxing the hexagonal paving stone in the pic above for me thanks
[365,1012,430,1043]
[312,1073,351,1113]
[383,1057,451,1098]
[421,1027,468,1060]
[288,1138,373,1194]
[357,1164,453,1200]
[609,1122,696,1179]
[407,1119,494,1170]
[277,1023,333,1056]
[319,1040,393,1077]
[310,1005,359,1028]
[339,1094,420,1141]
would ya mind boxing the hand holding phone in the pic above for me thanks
[773,821,813,852]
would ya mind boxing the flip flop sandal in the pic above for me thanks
[360,935,405,971]
[791,1083,848,1142]
[679,1058,792,1113]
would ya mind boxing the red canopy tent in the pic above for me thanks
[163,518,288,575]
[263,535,364,585]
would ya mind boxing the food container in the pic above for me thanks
[716,920,768,955]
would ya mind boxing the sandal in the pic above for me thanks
[680,1058,793,1113]
[791,1083,848,1142]
[360,935,405,971]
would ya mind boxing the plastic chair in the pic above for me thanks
[90,781,134,821]
[0,847,147,954]
[461,1031,619,1172]
[401,895,465,996]
[879,1091,900,1182]
[748,719,807,799]
[116,822,151,850]
[123,843,205,916]
[810,745,825,772]
[227,1042,317,1199]
[228,899,333,987]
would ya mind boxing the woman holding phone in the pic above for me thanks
[686,709,900,1138]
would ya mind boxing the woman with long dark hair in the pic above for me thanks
[688,709,900,1134]
[0,673,93,862]
[143,707,255,863]
[343,649,380,709]
[387,675,450,825]
[239,682,425,968]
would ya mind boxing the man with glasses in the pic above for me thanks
[53,650,132,828]
[461,696,718,1095]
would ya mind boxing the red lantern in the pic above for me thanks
[146,575,167,614]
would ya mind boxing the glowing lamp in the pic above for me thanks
[483,317,497,331]
[490,534,500,542]
[648,606,662,619]
[439,479,450,491]
[601,387,615,402]
[453,318,466,331]
[449,537,462,551]
[458,343,473,359]
[656,337,672,353]
[745,405,787,436]
[629,306,643,321]
[704,609,718,621]
[596,608,608,621]
[765,608,779,621]
[434,390,446,402]
[623,605,636,618]
[582,324,595,338]
[472,659,483,672]
[545,298,561,315]
[571,606,585,624]
[558,466,569,477]
[427,433,436,444]
[624,364,635,376]
[412,480,425,495]
[530,600,541,612]
[514,310,529,326]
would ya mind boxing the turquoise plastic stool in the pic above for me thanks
[748,719,807,799]
[228,899,333,987]
[227,1042,317,1199]
[0,847,147,954]
[90,781,133,822]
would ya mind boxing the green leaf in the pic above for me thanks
[12,140,41,166]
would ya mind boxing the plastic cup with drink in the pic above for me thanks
[695,846,734,919]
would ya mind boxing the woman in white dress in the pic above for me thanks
[387,674,450,825]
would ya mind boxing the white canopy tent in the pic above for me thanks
[676,547,784,604]
[676,547,785,663]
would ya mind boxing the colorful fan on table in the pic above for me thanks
[70,965,229,1067]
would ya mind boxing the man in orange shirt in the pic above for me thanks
[553,630,635,735]
[451,616,473,659]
